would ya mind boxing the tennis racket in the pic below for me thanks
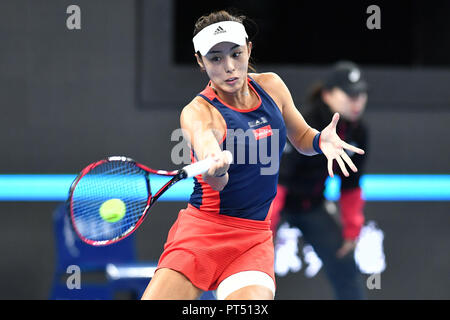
[68,151,232,246]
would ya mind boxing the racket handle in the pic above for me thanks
[182,150,233,178]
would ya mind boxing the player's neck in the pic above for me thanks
[211,82,256,110]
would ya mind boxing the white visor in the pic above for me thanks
[193,21,248,56]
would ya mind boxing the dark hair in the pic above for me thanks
[306,81,325,106]
[193,9,257,72]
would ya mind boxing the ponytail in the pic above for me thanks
[306,81,324,106]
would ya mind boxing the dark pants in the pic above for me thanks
[282,204,367,300]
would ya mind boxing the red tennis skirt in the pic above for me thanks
[155,204,275,291]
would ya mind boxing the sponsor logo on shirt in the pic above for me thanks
[253,125,273,140]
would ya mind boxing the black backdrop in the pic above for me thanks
[174,0,450,66]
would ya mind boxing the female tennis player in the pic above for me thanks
[141,10,364,300]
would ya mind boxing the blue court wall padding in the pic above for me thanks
[324,175,450,201]
[0,174,449,202]
[0,174,193,202]
[0,175,77,201]
[361,174,450,201]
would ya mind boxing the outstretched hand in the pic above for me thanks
[320,113,365,177]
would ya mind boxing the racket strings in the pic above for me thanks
[71,161,151,242]
[73,173,146,239]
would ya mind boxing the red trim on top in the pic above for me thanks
[269,184,287,234]
[197,174,221,214]
[219,130,227,145]
[198,83,216,101]
[265,197,275,223]
[201,77,262,113]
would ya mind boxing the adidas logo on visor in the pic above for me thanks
[213,26,226,35]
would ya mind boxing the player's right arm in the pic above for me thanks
[180,98,231,191]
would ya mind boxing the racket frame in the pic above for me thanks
[68,151,230,246]
[68,156,184,246]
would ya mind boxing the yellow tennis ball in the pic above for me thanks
[99,198,126,223]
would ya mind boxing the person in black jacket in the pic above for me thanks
[273,61,369,299]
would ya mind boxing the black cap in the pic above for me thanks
[324,61,368,97]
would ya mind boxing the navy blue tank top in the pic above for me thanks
[189,75,286,221]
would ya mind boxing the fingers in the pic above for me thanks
[206,151,230,177]
[222,150,233,165]
[326,151,357,177]
[327,158,334,178]
[340,151,358,173]
[330,112,340,128]
[321,129,363,177]
[335,155,349,177]
[207,162,226,177]
[206,156,219,176]
[343,141,365,155]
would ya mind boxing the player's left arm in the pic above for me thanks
[263,72,365,177]
[260,72,319,156]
